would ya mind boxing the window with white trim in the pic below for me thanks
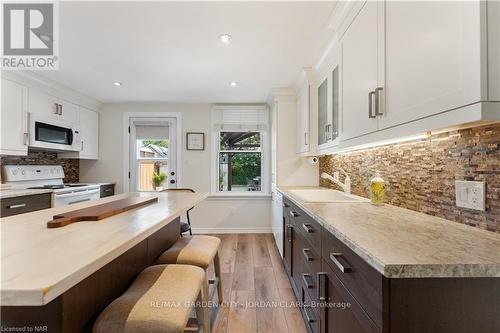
[212,106,270,195]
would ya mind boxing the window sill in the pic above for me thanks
[207,193,272,200]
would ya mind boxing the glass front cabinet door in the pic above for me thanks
[317,42,341,151]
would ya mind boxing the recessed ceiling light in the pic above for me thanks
[219,34,232,44]
[112,81,122,86]
[230,81,238,87]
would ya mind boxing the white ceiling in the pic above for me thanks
[37,1,336,103]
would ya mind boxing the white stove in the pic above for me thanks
[2,165,101,206]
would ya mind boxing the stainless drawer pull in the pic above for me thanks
[7,203,27,209]
[302,223,313,233]
[330,252,352,273]
[289,211,299,217]
[288,225,293,242]
[304,305,316,323]
[302,248,314,261]
[375,87,383,115]
[317,272,327,301]
[302,274,314,288]
[282,202,290,208]
[368,91,376,118]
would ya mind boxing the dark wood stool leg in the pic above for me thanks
[214,251,223,305]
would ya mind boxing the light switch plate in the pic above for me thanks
[455,180,485,211]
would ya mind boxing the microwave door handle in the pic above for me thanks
[54,189,100,198]
[68,128,74,145]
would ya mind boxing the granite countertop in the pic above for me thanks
[277,186,500,279]
[0,191,208,306]
[0,188,54,199]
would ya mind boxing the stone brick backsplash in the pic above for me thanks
[319,123,500,233]
[0,150,79,183]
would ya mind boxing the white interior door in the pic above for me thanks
[129,117,177,191]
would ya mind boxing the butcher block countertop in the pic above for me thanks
[0,191,207,306]
[278,186,500,279]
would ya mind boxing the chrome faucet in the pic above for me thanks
[321,169,351,194]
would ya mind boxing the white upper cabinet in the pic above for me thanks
[78,107,99,159]
[341,1,381,141]
[29,89,79,123]
[316,43,342,151]
[380,0,482,129]
[296,79,310,153]
[1,78,28,156]
[295,69,317,155]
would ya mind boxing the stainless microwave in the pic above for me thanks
[29,113,81,151]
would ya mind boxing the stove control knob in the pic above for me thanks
[12,170,17,175]
[21,170,26,175]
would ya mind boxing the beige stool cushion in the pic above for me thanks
[93,264,205,333]
[155,235,221,269]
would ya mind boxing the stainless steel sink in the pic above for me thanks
[288,189,368,203]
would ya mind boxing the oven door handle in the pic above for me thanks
[54,189,100,198]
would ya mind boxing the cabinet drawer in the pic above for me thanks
[1,193,51,217]
[296,213,322,254]
[321,259,381,333]
[322,230,386,330]
[301,285,321,333]
[296,233,322,303]
[100,184,115,198]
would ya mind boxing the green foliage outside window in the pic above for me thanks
[142,140,169,148]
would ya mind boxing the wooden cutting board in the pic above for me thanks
[47,196,159,228]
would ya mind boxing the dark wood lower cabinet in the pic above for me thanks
[281,194,500,333]
[0,193,52,217]
[321,259,380,333]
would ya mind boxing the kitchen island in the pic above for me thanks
[1,191,207,332]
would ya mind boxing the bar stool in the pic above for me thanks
[93,264,210,333]
[161,188,195,236]
[155,235,223,305]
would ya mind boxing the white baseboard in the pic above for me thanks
[191,227,273,234]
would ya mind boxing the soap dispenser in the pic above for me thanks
[370,171,385,205]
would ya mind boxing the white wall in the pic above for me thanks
[80,103,272,233]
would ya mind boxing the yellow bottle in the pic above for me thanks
[370,171,385,205]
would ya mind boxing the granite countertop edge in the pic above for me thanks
[276,186,500,279]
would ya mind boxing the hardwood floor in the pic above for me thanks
[209,234,307,333]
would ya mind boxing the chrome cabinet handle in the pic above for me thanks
[368,91,376,118]
[289,211,299,217]
[302,248,314,261]
[302,274,314,288]
[375,87,383,115]
[7,203,27,209]
[54,103,59,115]
[304,305,316,323]
[23,132,29,145]
[317,272,327,301]
[302,223,313,233]
[304,132,308,146]
[59,104,63,115]
[330,252,352,273]
[288,225,293,242]
[282,202,290,208]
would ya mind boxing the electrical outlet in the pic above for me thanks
[455,180,485,211]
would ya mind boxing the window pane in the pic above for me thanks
[219,152,261,192]
[220,132,261,151]
[136,139,169,158]
[137,161,168,191]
